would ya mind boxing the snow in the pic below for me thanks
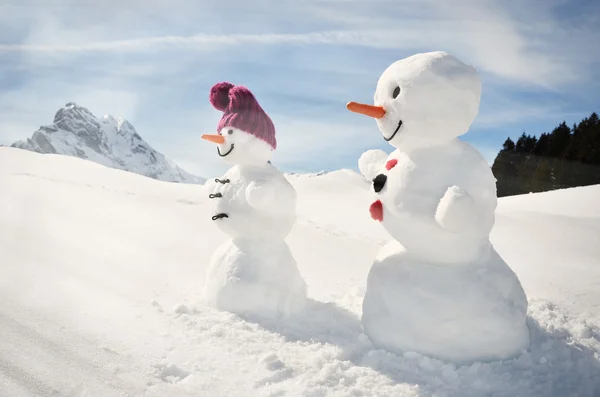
[1,146,600,396]
[353,51,529,363]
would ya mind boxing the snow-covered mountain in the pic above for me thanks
[11,102,204,184]
[1,147,600,396]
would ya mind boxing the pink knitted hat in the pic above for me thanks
[209,82,276,150]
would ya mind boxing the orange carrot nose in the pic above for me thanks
[202,134,225,144]
[346,102,386,118]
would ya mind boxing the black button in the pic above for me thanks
[373,174,387,193]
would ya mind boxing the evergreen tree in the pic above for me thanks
[515,132,528,153]
[530,158,554,192]
[501,137,515,152]
[547,121,571,158]
[491,150,519,197]
[533,133,550,156]
[492,111,600,197]
[565,123,581,161]
[524,134,538,152]
[578,113,600,164]
[515,132,537,153]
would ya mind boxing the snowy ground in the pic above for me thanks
[1,147,599,397]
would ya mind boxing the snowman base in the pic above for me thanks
[204,238,307,319]
[362,241,530,364]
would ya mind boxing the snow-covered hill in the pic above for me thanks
[1,147,599,397]
[11,102,204,184]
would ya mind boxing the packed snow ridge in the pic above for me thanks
[11,102,204,184]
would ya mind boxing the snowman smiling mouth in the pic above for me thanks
[218,144,234,157]
[384,120,403,142]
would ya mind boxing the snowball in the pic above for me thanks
[358,149,388,181]
[362,241,530,364]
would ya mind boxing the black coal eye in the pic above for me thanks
[227,129,234,135]
[392,86,401,99]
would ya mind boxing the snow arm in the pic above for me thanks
[204,177,218,195]
[358,149,389,181]
[245,179,294,214]
[435,185,477,232]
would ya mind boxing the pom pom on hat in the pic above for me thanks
[209,81,277,150]
[209,82,234,112]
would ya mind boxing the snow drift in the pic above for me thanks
[1,147,599,397]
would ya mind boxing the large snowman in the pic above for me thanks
[201,82,307,319]
[347,52,530,364]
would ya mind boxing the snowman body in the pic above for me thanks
[205,237,307,319]
[362,140,530,363]
[204,163,307,319]
[206,164,296,240]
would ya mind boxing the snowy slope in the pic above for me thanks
[11,102,204,184]
[1,147,599,397]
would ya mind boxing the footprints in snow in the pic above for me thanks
[150,300,193,316]
[147,300,193,386]
[152,363,190,384]
[260,352,286,371]
[254,352,294,392]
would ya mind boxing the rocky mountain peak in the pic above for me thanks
[11,103,204,184]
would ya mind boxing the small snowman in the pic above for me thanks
[201,82,307,319]
[347,52,530,364]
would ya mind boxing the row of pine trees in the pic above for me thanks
[491,112,600,197]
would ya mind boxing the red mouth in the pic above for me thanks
[370,200,383,222]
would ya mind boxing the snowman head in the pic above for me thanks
[202,82,276,165]
[203,126,274,165]
[348,51,481,151]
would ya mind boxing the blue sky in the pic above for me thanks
[1,0,599,178]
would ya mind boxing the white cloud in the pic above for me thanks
[0,26,586,89]
[474,103,563,129]
[70,90,140,122]
[1,0,598,89]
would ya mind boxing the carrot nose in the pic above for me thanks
[202,134,225,144]
[347,102,386,118]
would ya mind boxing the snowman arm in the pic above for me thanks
[204,177,218,195]
[358,149,389,181]
[435,185,477,232]
[245,180,291,214]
